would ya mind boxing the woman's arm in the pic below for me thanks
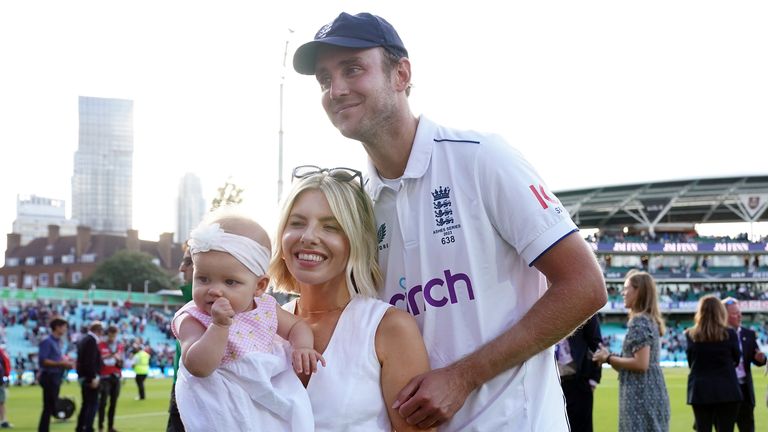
[593,344,650,372]
[275,307,325,375]
[375,308,435,432]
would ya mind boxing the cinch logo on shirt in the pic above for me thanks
[388,270,475,316]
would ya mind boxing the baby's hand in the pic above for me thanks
[292,347,326,375]
[211,297,235,327]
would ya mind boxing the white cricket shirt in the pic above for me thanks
[367,116,577,431]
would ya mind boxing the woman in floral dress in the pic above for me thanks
[594,270,670,431]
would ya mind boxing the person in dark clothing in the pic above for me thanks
[38,317,75,432]
[75,321,103,432]
[167,246,193,432]
[557,314,602,432]
[723,297,766,432]
[687,295,743,432]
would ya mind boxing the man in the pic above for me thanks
[722,297,766,432]
[132,345,150,401]
[556,314,602,432]
[97,325,123,432]
[76,321,103,432]
[166,245,193,432]
[293,12,607,430]
[38,317,75,432]
[0,344,12,428]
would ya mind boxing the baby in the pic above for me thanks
[172,208,322,431]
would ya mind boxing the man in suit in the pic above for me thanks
[723,297,767,432]
[76,321,103,432]
[557,314,603,432]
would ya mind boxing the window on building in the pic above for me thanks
[6,258,18,267]
[62,254,74,264]
[81,253,96,263]
[38,273,49,286]
[43,256,54,265]
[25,257,36,265]
[8,275,17,288]
[72,272,82,284]
[152,258,161,266]
[23,275,34,287]
[54,272,65,286]
[0,275,4,287]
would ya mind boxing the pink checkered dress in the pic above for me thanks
[174,294,279,365]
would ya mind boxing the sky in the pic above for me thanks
[1,1,767,262]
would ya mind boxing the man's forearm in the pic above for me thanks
[452,277,605,390]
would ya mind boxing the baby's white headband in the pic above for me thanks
[187,222,270,276]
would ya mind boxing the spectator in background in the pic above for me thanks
[167,245,193,432]
[594,271,670,431]
[76,321,103,432]
[722,297,766,432]
[0,344,11,429]
[132,346,150,401]
[97,325,123,432]
[38,317,74,432]
[557,314,602,432]
[685,295,742,432]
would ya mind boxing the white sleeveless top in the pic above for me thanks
[284,295,391,432]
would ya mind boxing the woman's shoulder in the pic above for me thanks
[377,307,420,340]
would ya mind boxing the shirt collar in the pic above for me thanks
[366,115,436,201]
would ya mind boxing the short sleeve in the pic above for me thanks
[625,315,656,354]
[475,137,577,265]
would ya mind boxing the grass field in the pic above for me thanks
[4,367,768,431]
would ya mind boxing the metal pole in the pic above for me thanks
[278,30,294,204]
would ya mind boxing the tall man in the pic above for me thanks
[722,297,766,432]
[76,321,103,432]
[38,317,75,432]
[293,12,607,430]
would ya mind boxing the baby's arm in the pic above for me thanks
[276,307,326,375]
[178,297,233,377]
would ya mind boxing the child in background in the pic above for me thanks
[172,208,320,431]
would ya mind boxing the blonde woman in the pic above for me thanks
[594,271,670,431]
[685,295,742,432]
[270,165,432,432]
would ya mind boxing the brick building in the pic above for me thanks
[0,224,183,289]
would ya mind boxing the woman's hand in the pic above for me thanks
[592,344,611,365]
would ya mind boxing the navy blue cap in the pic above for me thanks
[293,12,408,75]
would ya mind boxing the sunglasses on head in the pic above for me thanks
[291,165,364,188]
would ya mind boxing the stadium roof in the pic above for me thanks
[555,175,768,230]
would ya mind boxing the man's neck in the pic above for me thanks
[363,114,419,180]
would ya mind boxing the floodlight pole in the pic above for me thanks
[278,30,294,204]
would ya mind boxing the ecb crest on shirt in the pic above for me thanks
[377,223,389,251]
[431,185,462,245]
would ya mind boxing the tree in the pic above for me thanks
[210,179,244,210]
[78,250,176,292]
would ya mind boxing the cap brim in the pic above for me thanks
[293,37,381,75]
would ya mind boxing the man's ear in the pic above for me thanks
[393,57,412,93]
[255,275,270,296]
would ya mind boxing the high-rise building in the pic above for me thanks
[177,173,206,242]
[12,194,78,245]
[71,96,134,234]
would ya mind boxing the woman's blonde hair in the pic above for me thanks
[687,295,729,343]
[626,271,666,336]
[269,172,381,298]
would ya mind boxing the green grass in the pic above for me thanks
[4,368,768,431]
[4,378,173,431]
